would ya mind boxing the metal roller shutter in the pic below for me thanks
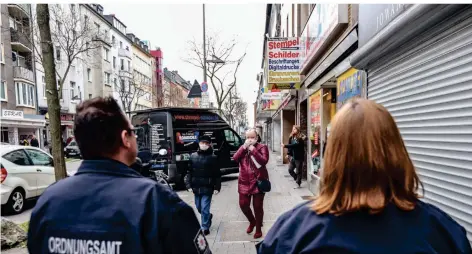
[367,6,472,242]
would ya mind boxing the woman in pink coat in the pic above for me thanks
[233,128,269,239]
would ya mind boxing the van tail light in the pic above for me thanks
[1,166,7,183]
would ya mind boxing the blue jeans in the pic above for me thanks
[194,194,213,230]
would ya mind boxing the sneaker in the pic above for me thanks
[254,231,263,239]
[203,229,210,235]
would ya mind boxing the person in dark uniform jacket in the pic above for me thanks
[258,99,471,254]
[282,125,305,188]
[185,135,221,236]
[27,97,211,254]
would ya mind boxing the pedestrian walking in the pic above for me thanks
[27,97,211,254]
[281,125,305,188]
[185,135,221,236]
[233,128,270,239]
[30,134,39,148]
[257,98,472,254]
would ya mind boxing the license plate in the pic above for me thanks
[151,164,165,169]
[69,152,76,155]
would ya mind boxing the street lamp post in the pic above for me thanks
[203,4,207,83]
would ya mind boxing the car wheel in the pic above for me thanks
[6,189,25,214]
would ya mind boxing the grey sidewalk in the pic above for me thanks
[178,152,313,254]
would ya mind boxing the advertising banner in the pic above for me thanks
[267,37,301,89]
[300,4,348,72]
[336,68,365,109]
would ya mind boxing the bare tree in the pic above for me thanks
[32,4,103,180]
[36,4,67,180]
[115,70,153,115]
[222,89,248,129]
[184,34,246,114]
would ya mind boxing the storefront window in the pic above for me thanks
[309,91,321,175]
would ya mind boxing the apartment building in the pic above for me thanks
[150,48,163,108]
[80,4,113,101]
[103,13,134,111]
[126,34,153,111]
[33,4,86,143]
[162,68,191,107]
[0,4,46,145]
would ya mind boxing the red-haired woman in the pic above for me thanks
[258,99,471,254]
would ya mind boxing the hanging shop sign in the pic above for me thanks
[309,91,322,174]
[300,4,349,73]
[336,68,366,109]
[2,110,24,119]
[358,4,412,47]
[261,92,283,100]
[261,99,281,111]
[267,37,301,89]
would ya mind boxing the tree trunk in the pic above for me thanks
[37,4,67,181]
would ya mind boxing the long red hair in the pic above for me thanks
[313,98,423,215]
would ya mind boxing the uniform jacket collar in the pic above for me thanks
[76,159,141,178]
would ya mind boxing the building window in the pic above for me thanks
[119,41,123,49]
[128,60,131,71]
[104,72,111,85]
[120,79,125,91]
[0,43,4,64]
[112,35,115,45]
[120,59,124,70]
[104,48,109,61]
[113,56,116,68]
[15,82,35,107]
[87,68,91,82]
[114,78,117,90]
[89,94,92,99]
[42,76,46,97]
[84,15,88,24]
[94,22,100,32]
[0,81,6,101]
[77,86,81,100]
[70,81,76,99]
[56,47,61,60]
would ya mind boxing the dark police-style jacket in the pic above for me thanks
[27,159,211,254]
[185,148,221,195]
[257,201,471,254]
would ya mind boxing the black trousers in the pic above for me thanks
[288,159,303,185]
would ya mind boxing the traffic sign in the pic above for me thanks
[201,82,208,92]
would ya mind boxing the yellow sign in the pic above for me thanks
[336,68,364,109]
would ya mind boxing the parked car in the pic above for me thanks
[131,107,243,188]
[1,145,55,214]
[64,139,81,158]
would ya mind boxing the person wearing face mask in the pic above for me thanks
[27,97,210,254]
[233,128,270,239]
[185,135,221,235]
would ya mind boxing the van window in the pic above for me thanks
[132,112,168,154]
[224,129,241,147]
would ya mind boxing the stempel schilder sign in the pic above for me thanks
[267,37,301,86]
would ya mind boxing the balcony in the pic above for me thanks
[8,4,31,19]
[118,48,132,59]
[13,66,34,83]
[10,28,32,53]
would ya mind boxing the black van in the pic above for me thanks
[131,107,243,187]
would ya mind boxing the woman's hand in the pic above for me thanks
[248,145,255,151]
[243,139,252,149]
[281,143,285,148]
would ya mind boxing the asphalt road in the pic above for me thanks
[2,160,84,224]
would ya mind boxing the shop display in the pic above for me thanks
[309,91,321,174]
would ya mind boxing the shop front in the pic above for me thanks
[1,109,46,146]
[351,4,472,242]
[41,111,75,145]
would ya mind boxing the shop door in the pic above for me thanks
[367,7,472,241]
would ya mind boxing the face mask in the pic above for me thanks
[199,144,210,151]
[247,138,257,145]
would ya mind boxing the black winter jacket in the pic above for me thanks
[185,148,221,195]
[285,136,305,161]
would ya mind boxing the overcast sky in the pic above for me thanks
[101,4,266,126]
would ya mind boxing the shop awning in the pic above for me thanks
[0,117,46,128]
[272,91,296,120]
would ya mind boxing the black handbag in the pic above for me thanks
[250,155,271,193]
